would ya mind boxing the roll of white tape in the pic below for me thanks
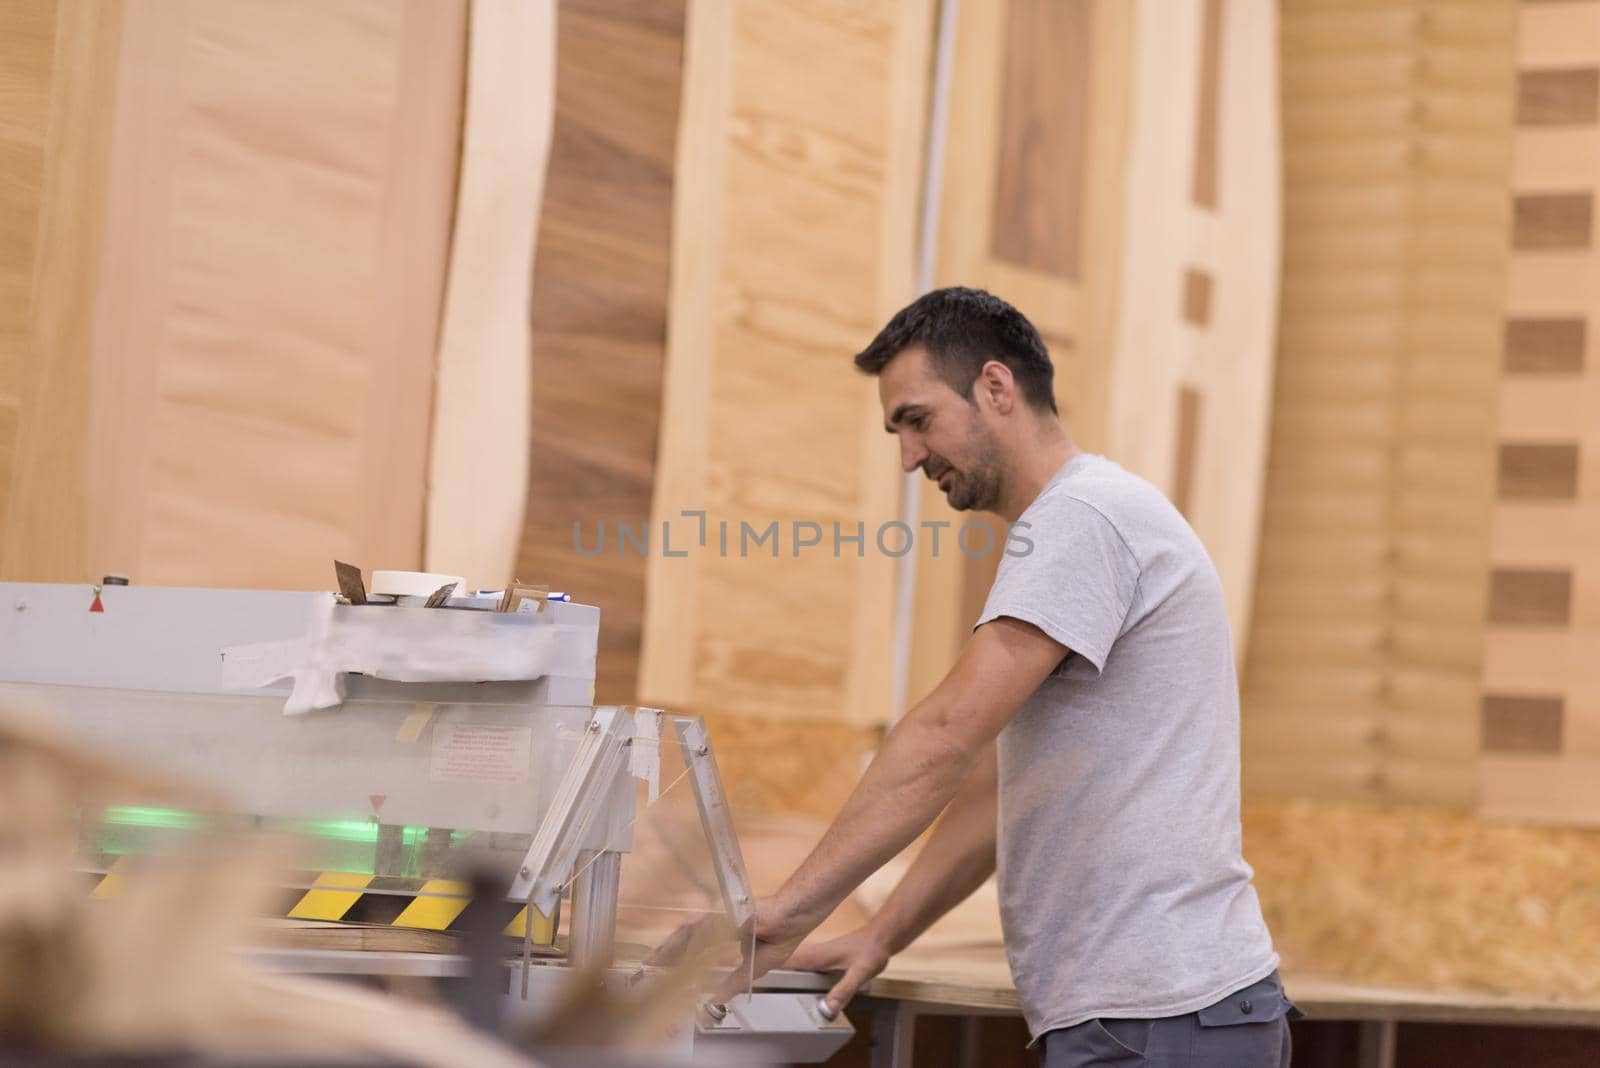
[369,570,466,601]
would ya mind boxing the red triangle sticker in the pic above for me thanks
[369,793,385,816]
[89,594,104,613]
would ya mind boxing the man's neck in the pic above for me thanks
[996,426,1079,522]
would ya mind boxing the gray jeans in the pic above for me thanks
[1042,972,1299,1067]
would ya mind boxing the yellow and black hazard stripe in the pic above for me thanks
[87,860,557,945]
[284,872,557,944]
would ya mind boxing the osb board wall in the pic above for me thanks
[639,0,932,727]
[0,0,58,546]
[908,0,1134,708]
[1242,0,1515,805]
[1479,0,1600,825]
[1246,800,1600,1000]
[78,0,465,590]
[513,0,685,705]
[0,0,120,582]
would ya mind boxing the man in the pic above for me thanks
[715,288,1295,1066]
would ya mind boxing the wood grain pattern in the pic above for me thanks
[1108,0,1282,658]
[1497,442,1580,498]
[0,0,120,581]
[424,0,554,591]
[83,1,464,590]
[1517,1,1600,70]
[640,0,932,728]
[1488,567,1573,625]
[1513,192,1593,249]
[1481,754,1600,823]
[1517,68,1600,126]
[1486,3,1600,824]
[908,0,1134,712]
[0,0,57,549]
[1192,0,1224,210]
[509,0,685,703]
[1244,0,1515,806]
[989,0,1092,279]
[1504,317,1586,372]
[1482,693,1564,753]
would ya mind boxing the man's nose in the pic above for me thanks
[900,436,928,474]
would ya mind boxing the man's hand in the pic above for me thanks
[648,897,817,1007]
[788,925,892,1017]
[708,896,809,1005]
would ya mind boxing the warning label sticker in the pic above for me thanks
[429,723,533,785]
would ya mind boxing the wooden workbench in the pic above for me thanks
[867,943,1600,1028]
[249,921,1600,1067]
[850,942,1600,1068]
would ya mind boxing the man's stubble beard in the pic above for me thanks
[945,423,1005,513]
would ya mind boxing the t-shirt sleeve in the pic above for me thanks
[974,492,1140,674]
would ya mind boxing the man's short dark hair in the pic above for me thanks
[853,287,1057,414]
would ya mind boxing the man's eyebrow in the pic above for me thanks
[885,403,921,433]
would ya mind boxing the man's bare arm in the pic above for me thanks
[789,745,998,1012]
[771,618,1055,934]
[700,617,1063,1006]
[870,742,998,954]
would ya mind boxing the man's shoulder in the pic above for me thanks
[1029,456,1175,534]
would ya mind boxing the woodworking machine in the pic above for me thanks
[0,579,853,1065]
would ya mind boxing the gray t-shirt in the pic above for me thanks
[977,452,1277,1039]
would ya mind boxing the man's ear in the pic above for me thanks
[979,360,1017,414]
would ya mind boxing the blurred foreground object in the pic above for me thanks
[0,721,534,1066]
[0,578,851,1064]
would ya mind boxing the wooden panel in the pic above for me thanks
[0,0,56,546]
[1518,1,1600,68]
[1495,375,1595,439]
[640,0,932,728]
[1514,127,1600,189]
[1191,0,1223,210]
[1182,267,1214,326]
[424,0,555,590]
[1512,192,1593,250]
[1507,250,1600,313]
[1504,317,1586,373]
[82,1,464,589]
[514,0,685,703]
[1481,754,1600,823]
[1486,3,1600,825]
[989,0,1091,279]
[1517,68,1600,126]
[1106,0,1282,657]
[1497,442,1580,499]
[1488,567,1573,625]
[1244,0,1516,806]
[906,0,1135,713]
[0,0,121,581]
[1482,694,1565,753]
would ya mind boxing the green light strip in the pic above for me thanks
[102,805,206,831]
